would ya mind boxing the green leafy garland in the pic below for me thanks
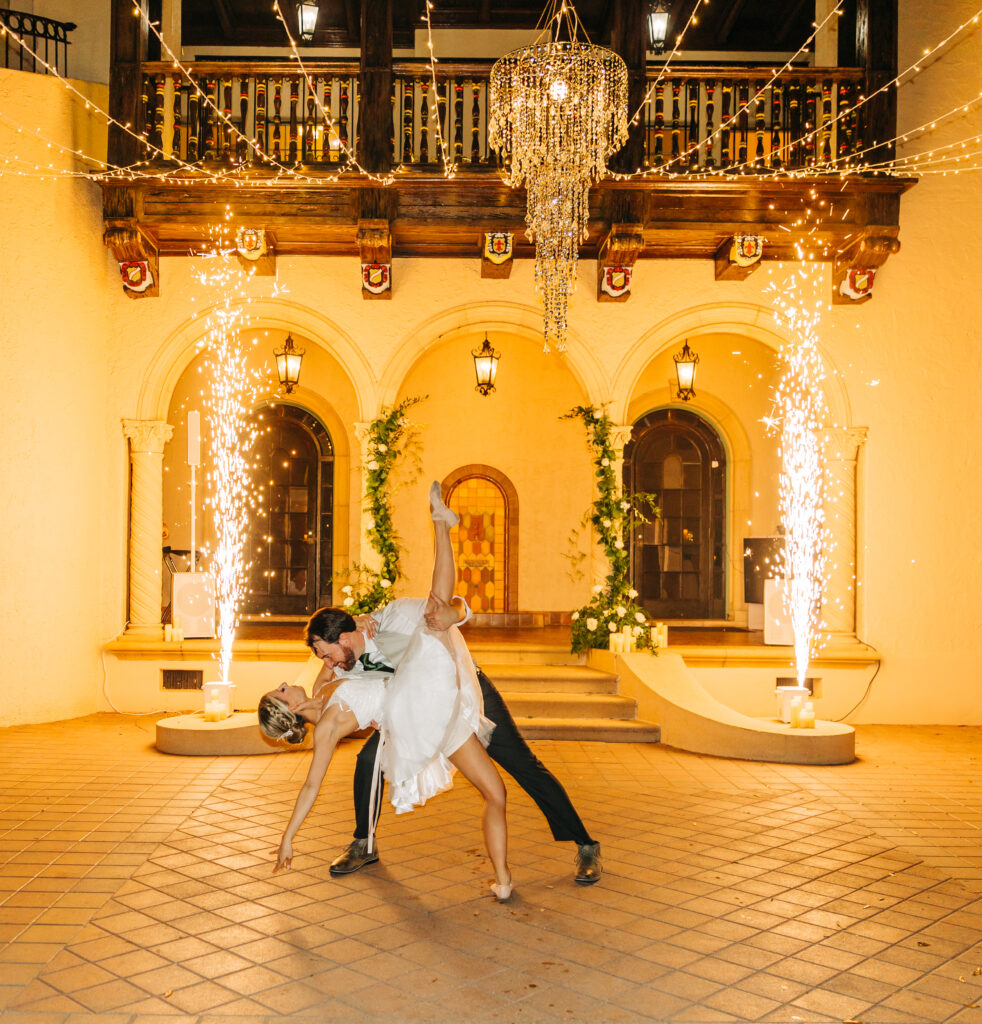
[340,395,425,614]
[563,404,661,654]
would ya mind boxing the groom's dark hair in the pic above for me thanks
[304,606,357,648]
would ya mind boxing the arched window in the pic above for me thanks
[625,409,726,619]
[243,404,334,616]
[445,466,519,614]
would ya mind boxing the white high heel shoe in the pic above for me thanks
[490,879,513,902]
[429,480,459,526]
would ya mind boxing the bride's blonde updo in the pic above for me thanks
[258,694,308,745]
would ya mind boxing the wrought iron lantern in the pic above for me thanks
[274,333,305,393]
[673,340,699,401]
[297,0,319,42]
[647,0,671,53]
[472,334,501,396]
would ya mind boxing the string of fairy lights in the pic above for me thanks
[3,2,982,187]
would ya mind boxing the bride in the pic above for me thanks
[258,482,513,901]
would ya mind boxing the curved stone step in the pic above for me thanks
[466,642,581,666]
[481,664,618,693]
[501,691,637,720]
[515,717,661,743]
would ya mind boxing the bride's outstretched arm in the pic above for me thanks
[274,705,360,871]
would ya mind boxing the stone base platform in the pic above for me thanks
[155,710,307,755]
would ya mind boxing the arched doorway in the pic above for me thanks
[625,409,726,619]
[444,466,518,614]
[243,404,334,616]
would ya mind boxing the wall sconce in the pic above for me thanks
[274,333,305,393]
[298,0,319,42]
[647,0,671,54]
[472,334,500,396]
[673,340,699,401]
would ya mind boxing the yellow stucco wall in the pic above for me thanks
[2,1,981,725]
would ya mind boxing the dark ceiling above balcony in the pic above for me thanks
[180,0,819,55]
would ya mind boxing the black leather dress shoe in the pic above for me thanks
[574,842,602,885]
[329,838,380,876]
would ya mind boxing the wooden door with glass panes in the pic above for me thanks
[626,409,726,619]
[244,407,330,615]
[448,476,508,613]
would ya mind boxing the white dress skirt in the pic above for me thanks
[326,621,494,820]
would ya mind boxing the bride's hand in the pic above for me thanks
[273,838,293,872]
[425,593,460,632]
[354,614,379,638]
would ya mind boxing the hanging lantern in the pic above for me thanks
[472,334,501,396]
[673,340,699,401]
[647,1,671,54]
[297,0,319,42]
[274,333,305,393]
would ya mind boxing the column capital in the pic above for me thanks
[820,425,868,462]
[610,424,635,452]
[122,418,173,455]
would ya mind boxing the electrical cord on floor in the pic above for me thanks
[100,623,173,717]
[834,646,882,722]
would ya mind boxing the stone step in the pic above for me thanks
[480,664,619,693]
[514,717,662,743]
[466,642,581,666]
[501,691,637,720]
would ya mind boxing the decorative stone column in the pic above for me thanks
[353,421,382,574]
[820,426,867,640]
[122,419,174,638]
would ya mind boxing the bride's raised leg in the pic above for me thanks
[429,482,457,606]
[447,735,511,898]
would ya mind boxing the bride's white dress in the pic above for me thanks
[326,600,493,816]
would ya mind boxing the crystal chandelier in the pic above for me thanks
[488,1,628,351]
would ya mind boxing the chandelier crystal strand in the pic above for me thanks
[488,17,628,351]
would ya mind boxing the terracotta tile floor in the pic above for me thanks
[1,716,981,1023]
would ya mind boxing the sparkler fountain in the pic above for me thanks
[768,257,831,687]
[193,220,263,686]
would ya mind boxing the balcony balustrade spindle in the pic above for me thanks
[339,78,349,155]
[720,82,732,167]
[810,86,819,167]
[704,82,715,169]
[172,74,182,159]
[737,81,749,167]
[671,81,681,160]
[256,78,267,159]
[754,80,765,167]
[453,81,464,163]
[770,81,782,168]
[402,78,414,163]
[821,80,833,164]
[420,79,430,163]
[289,79,299,163]
[687,81,699,169]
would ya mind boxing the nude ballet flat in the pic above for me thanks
[429,480,459,526]
[490,880,513,902]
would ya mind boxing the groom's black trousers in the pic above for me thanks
[351,668,595,846]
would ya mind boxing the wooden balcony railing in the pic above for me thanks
[137,60,867,175]
[0,8,76,78]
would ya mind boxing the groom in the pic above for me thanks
[304,596,603,886]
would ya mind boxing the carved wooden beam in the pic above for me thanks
[597,222,644,302]
[714,233,764,281]
[832,227,900,304]
[104,222,159,298]
[357,217,392,299]
[481,231,514,278]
